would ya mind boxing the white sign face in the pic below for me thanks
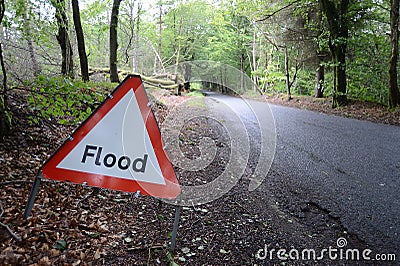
[57,90,166,185]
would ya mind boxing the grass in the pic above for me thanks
[186,91,205,98]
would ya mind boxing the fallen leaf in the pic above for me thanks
[181,247,190,254]
[94,249,101,260]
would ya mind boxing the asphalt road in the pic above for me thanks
[205,93,400,255]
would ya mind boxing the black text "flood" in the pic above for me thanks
[81,145,148,173]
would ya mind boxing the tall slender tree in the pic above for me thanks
[158,1,163,71]
[319,0,350,107]
[18,0,41,77]
[314,11,325,98]
[388,0,399,108]
[0,0,10,140]
[54,0,74,78]
[72,0,89,81]
[110,0,123,83]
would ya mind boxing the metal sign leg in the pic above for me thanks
[169,205,182,252]
[23,173,42,219]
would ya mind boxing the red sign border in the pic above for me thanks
[41,75,181,199]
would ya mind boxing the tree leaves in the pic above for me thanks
[27,76,105,126]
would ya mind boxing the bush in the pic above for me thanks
[260,66,286,94]
[293,70,315,96]
[27,76,105,126]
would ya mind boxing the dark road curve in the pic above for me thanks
[206,93,400,254]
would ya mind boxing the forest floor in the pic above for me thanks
[0,90,396,265]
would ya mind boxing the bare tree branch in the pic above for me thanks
[256,0,302,22]
[289,61,301,89]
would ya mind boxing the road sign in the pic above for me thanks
[40,75,180,199]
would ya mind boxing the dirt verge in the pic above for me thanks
[250,93,400,126]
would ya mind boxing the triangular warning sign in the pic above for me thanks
[41,75,180,199]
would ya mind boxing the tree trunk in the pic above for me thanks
[314,11,324,98]
[284,46,292,100]
[158,3,163,72]
[27,37,40,77]
[332,44,347,107]
[133,1,142,72]
[183,62,191,92]
[319,0,349,107]
[105,7,110,68]
[264,48,270,92]
[252,28,258,92]
[174,35,181,76]
[23,7,40,77]
[72,0,89,81]
[0,43,10,140]
[315,63,324,98]
[55,0,74,78]
[0,0,11,140]
[110,0,122,83]
[240,52,245,93]
[388,0,399,108]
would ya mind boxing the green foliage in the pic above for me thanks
[243,89,260,98]
[0,96,12,126]
[2,0,397,106]
[27,76,105,126]
[346,27,390,104]
[162,0,214,62]
[0,95,12,138]
[186,91,204,97]
[156,214,165,221]
[80,0,112,69]
[166,251,176,265]
[260,64,286,93]
[293,70,316,96]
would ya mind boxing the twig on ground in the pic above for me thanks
[0,201,22,241]
[146,241,156,266]
[208,233,217,253]
[233,200,247,212]
[127,244,164,251]
[0,180,32,186]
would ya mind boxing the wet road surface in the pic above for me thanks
[206,93,400,254]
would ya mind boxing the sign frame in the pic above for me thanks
[24,75,180,218]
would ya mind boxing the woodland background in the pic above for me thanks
[0,0,399,138]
